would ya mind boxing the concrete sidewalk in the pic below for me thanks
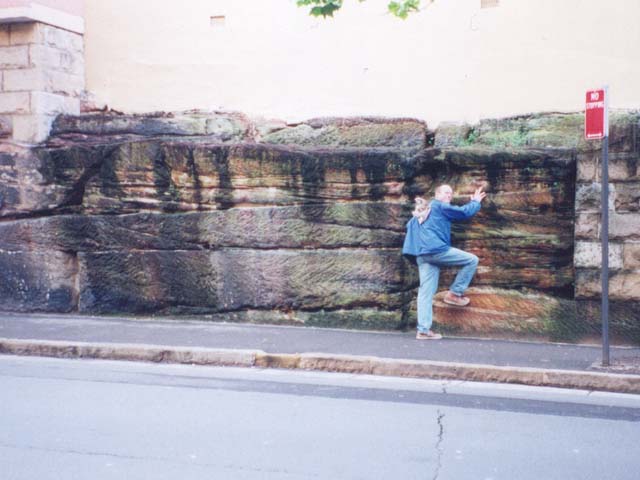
[1,312,639,393]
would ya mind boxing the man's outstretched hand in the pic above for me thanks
[471,187,487,202]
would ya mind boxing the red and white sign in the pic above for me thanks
[585,88,608,139]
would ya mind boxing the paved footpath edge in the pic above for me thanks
[1,337,639,394]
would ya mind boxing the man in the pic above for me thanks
[402,185,487,340]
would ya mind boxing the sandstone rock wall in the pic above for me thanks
[2,111,636,343]
[441,111,640,342]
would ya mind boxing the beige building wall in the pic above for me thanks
[82,0,639,126]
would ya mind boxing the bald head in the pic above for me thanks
[435,184,453,203]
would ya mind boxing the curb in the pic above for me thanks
[1,337,639,394]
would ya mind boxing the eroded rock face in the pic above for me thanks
[0,111,603,341]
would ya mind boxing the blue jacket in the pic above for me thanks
[402,199,481,256]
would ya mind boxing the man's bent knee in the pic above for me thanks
[461,252,478,266]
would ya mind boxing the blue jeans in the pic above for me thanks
[416,248,479,333]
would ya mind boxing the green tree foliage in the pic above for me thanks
[296,0,428,19]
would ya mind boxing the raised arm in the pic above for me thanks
[441,201,481,220]
[441,187,486,220]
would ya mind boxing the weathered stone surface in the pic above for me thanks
[573,112,640,341]
[0,122,579,333]
[608,153,640,182]
[12,111,640,342]
[78,251,217,314]
[261,117,427,148]
[51,112,252,142]
[623,243,640,269]
[610,213,640,240]
[575,213,599,240]
[29,142,414,214]
[576,269,640,301]
[615,183,640,212]
[470,113,587,149]
[574,241,623,270]
[0,204,405,252]
[576,152,598,182]
[575,182,616,213]
[466,111,640,151]
[433,122,472,148]
[428,287,577,339]
[611,272,640,301]
[581,152,640,183]
[78,249,408,314]
[0,146,106,217]
[576,300,640,344]
[0,251,77,312]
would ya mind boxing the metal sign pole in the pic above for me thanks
[601,133,610,366]
[601,85,610,367]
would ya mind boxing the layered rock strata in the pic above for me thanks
[437,111,640,342]
[8,112,639,343]
[0,113,582,340]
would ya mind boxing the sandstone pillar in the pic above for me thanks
[0,1,84,145]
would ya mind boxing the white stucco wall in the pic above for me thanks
[84,0,640,127]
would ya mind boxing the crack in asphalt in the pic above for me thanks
[432,410,445,480]
[0,441,319,477]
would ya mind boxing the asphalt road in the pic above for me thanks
[1,355,639,480]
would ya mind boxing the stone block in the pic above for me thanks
[30,91,79,115]
[472,113,588,150]
[262,117,427,148]
[0,25,9,46]
[614,182,640,212]
[623,243,640,269]
[575,182,615,213]
[592,153,640,182]
[46,69,84,96]
[8,22,38,45]
[0,45,30,68]
[609,154,640,182]
[28,43,60,69]
[576,152,598,182]
[58,49,84,75]
[574,241,623,269]
[575,213,599,240]
[52,113,214,137]
[78,249,406,314]
[575,268,601,299]
[205,116,251,140]
[0,204,405,252]
[253,118,288,138]
[576,269,640,301]
[0,92,30,114]
[608,116,640,153]
[3,68,84,95]
[0,250,77,312]
[434,122,472,148]
[610,213,640,240]
[611,272,640,301]
[3,68,44,91]
[12,114,55,143]
[29,44,84,75]
[39,23,83,52]
[10,23,83,52]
